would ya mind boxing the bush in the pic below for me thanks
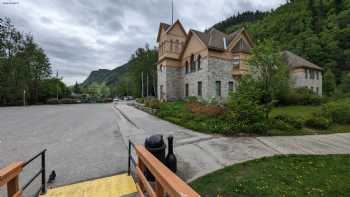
[269,114,303,131]
[136,98,144,103]
[47,98,59,104]
[227,76,267,134]
[145,99,160,109]
[321,99,350,124]
[187,101,225,117]
[305,117,332,130]
[280,87,322,106]
[60,98,78,104]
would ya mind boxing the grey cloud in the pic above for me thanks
[0,0,283,85]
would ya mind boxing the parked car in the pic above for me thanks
[113,98,119,102]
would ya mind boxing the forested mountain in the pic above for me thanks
[82,46,157,97]
[213,0,350,81]
[213,10,268,33]
[82,63,129,87]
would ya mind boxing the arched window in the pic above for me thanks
[160,64,163,72]
[185,61,189,74]
[190,54,195,72]
[197,55,201,70]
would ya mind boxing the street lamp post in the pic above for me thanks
[23,89,26,106]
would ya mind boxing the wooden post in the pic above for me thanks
[0,162,24,197]
[155,181,164,197]
[7,176,20,197]
[137,159,146,192]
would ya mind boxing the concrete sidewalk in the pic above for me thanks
[113,103,350,182]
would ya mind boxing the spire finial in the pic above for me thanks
[171,0,174,24]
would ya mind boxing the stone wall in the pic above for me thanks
[207,57,237,101]
[182,57,209,99]
[290,68,323,96]
[157,64,182,101]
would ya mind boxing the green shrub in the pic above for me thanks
[280,87,322,106]
[227,76,267,134]
[185,96,198,103]
[269,114,303,132]
[321,99,350,124]
[47,98,59,104]
[305,116,332,130]
[136,98,144,103]
[60,98,78,104]
[145,99,161,109]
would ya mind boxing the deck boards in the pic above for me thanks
[41,174,137,197]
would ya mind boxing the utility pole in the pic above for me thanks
[56,71,59,101]
[146,73,149,97]
[141,72,144,97]
[23,89,26,106]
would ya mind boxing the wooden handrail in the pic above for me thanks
[0,161,24,197]
[135,145,200,197]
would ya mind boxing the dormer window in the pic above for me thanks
[232,39,248,52]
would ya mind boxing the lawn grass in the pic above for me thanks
[271,105,321,120]
[191,155,350,197]
[157,102,350,136]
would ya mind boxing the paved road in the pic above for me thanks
[0,104,128,196]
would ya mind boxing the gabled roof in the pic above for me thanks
[156,22,171,42]
[156,20,187,42]
[190,27,250,51]
[282,50,323,70]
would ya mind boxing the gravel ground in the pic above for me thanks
[0,104,128,196]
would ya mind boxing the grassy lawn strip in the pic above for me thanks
[157,101,350,136]
[191,155,350,197]
[270,105,320,120]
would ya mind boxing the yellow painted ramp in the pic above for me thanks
[41,173,137,197]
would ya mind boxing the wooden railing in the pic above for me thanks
[0,150,47,197]
[134,144,200,197]
[0,162,24,197]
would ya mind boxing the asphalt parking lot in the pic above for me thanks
[0,104,128,196]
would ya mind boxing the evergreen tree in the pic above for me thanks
[73,81,81,94]
[323,68,336,96]
[340,72,350,93]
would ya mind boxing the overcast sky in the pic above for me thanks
[0,0,284,85]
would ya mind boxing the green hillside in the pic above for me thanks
[82,47,157,97]
[214,0,350,80]
[82,63,129,87]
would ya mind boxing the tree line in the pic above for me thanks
[0,18,69,106]
[215,0,350,82]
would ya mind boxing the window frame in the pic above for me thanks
[197,55,201,70]
[215,81,221,97]
[197,81,202,96]
[228,81,234,92]
[305,68,308,79]
[185,83,189,97]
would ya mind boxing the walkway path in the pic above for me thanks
[114,103,350,182]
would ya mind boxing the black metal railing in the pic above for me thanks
[128,140,137,177]
[22,149,47,196]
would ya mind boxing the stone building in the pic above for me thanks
[157,20,322,101]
